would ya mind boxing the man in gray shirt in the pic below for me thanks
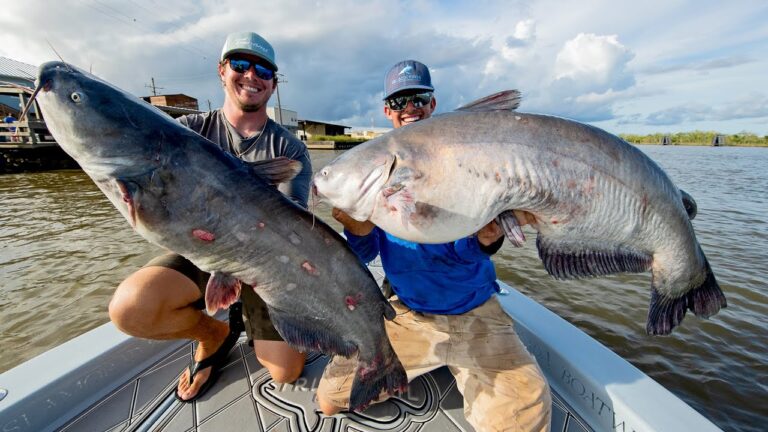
[109,32,310,402]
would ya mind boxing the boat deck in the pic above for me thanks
[57,336,590,432]
[3,258,721,431]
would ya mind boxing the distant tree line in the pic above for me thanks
[619,131,768,147]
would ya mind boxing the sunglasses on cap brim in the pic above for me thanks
[385,92,433,111]
[227,58,275,81]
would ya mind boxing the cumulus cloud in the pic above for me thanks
[524,33,636,122]
[505,19,536,48]
[1,0,766,134]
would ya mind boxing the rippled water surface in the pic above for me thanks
[1,146,766,431]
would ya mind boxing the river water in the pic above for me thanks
[0,146,766,431]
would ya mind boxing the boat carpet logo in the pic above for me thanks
[250,353,472,431]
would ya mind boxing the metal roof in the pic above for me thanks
[298,119,351,129]
[0,57,38,82]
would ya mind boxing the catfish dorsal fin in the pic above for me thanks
[248,157,302,184]
[679,188,697,220]
[455,89,522,112]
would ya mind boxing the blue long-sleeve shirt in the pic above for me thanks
[345,227,500,315]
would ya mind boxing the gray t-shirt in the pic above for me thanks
[178,110,312,207]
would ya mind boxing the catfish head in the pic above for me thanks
[35,61,194,179]
[313,136,398,222]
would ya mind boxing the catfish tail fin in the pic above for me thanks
[348,339,408,412]
[646,258,726,335]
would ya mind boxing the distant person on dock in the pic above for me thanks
[3,113,17,142]
[318,60,552,431]
[108,31,311,403]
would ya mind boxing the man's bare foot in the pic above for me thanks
[176,320,230,401]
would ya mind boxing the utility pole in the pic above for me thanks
[275,73,285,125]
[145,77,164,96]
[207,99,212,111]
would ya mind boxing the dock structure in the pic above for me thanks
[1,86,57,148]
[1,84,79,173]
[305,140,364,150]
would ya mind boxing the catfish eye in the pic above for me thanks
[71,92,82,103]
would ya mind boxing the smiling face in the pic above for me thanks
[384,90,437,129]
[219,54,276,113]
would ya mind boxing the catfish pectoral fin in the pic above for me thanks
[496,210,525,247]
[204,272,242,314]
[248,157,302,184]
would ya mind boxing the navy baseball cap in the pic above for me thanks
[383,60,434,100]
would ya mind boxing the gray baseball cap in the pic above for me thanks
[383,60,434,100]
[221,32,278,71]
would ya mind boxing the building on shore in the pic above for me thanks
[349,127,391,139]
[297,119,350,141]
[0,56,37,118]
[267,107,298,135]
[141,94,202,118]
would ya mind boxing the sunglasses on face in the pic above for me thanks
[227,58,275,80]
[385,92,433,111]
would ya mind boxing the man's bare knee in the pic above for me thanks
[265,362,303,383]
[254,340,306,383]
[109,266,201,337]
[109,279,161,336]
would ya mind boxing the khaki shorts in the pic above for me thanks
[144,253,283,342]
[317,296,552,432]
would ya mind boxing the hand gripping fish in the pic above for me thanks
[32,61,407,410]
[313,90,726,335]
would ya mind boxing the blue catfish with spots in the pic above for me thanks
[33,61,406,411]
[314,90,726,336]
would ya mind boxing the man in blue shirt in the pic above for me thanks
[316,60,551,431]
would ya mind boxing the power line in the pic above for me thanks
[145,77,164,96]
[83,0,211,61]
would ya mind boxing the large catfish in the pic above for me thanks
[32,61,406,410]
[313,90,726,335]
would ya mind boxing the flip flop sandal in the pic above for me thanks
[175,302,245,403]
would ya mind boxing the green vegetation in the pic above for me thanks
[310,132,768,147]
[619,131,768,147]
[309,135,367,144]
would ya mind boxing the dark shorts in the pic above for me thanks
[143,253,283,342]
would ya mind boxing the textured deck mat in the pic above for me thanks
[59,337,590,432]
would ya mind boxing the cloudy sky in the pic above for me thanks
[1,0,767,135]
